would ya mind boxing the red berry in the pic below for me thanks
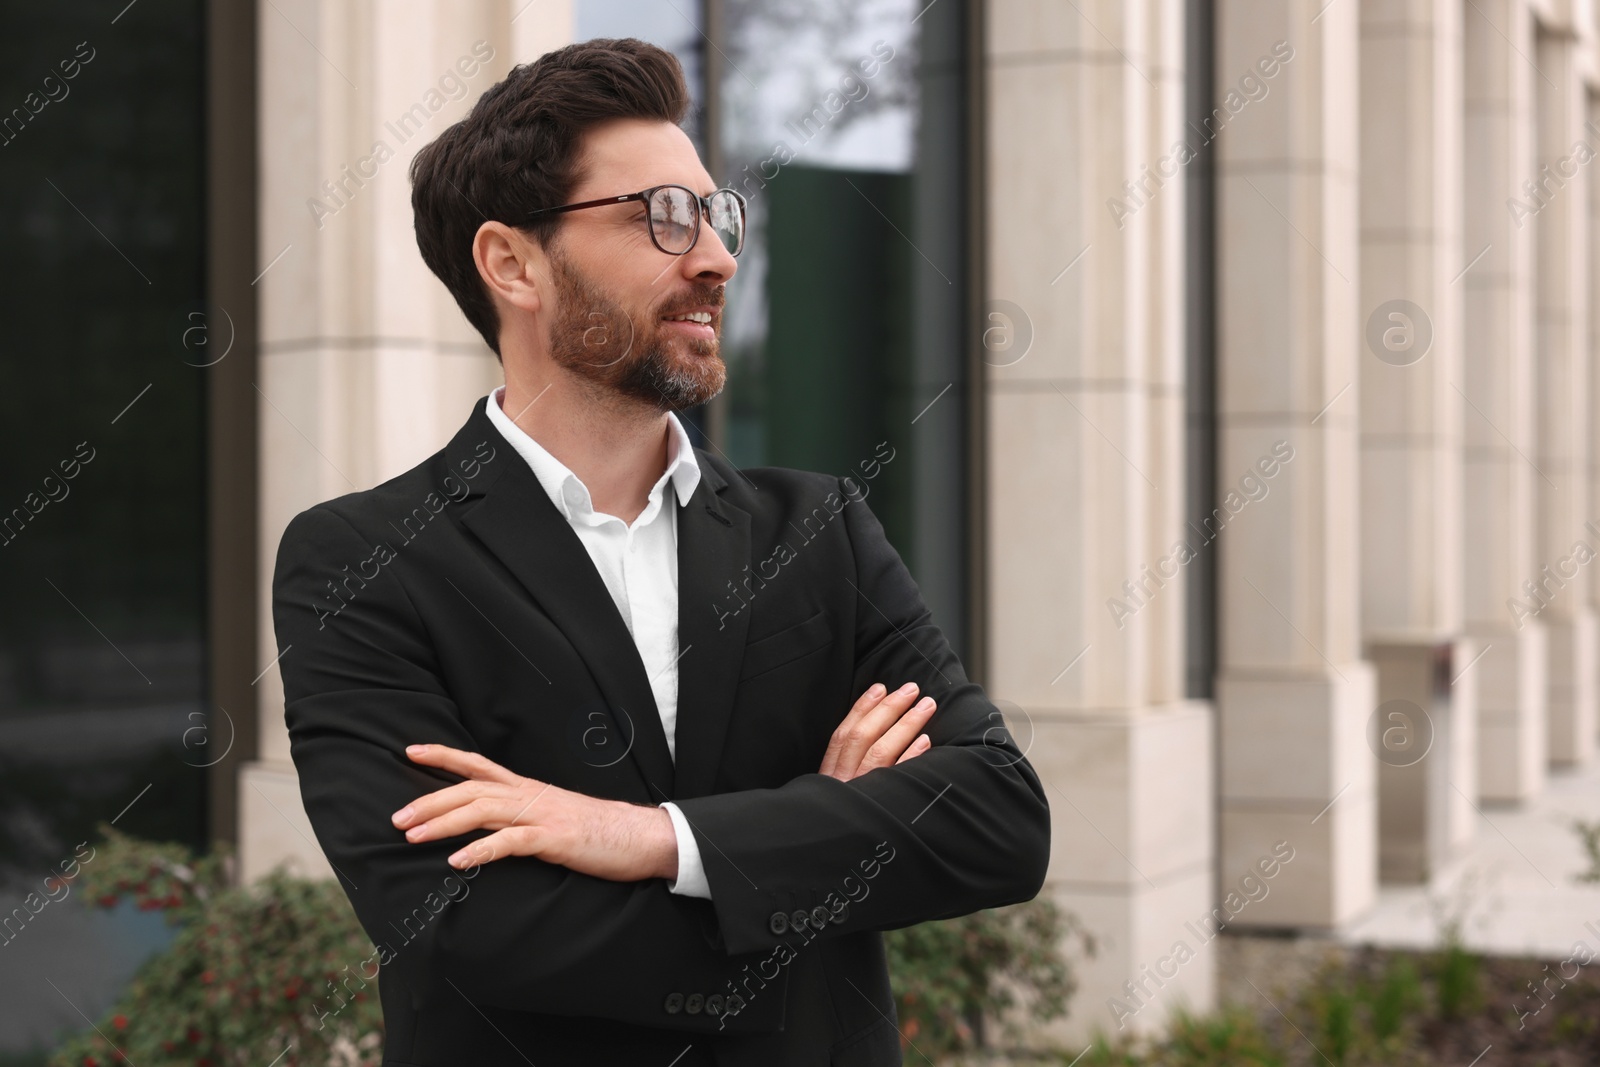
[112,1014,127,1029]
[187,1026,201,1043]
[200,970,214,984]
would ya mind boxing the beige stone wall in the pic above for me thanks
[236,0,1600,1047]
[242,0,571,884]
[982,0,1600,1042]
[1464,0,1548,805]
[984,0,1215,1040]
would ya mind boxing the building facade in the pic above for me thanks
[237,0,1600,1041]
[4,0,1598,1052]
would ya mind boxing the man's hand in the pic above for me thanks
[818,681,936,782]
[391,744,678,881]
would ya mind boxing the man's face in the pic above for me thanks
[539,119,738,413]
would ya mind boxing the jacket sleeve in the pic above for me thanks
[672,476,1052,958]
[272,505,786,1033]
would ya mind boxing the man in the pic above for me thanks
[273,37,1049,1067]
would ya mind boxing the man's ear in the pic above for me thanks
[473,221,544,316]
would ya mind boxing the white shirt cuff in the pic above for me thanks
[660,801,712,899]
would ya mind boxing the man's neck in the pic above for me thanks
[500,374,672,525]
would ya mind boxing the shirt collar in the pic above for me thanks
[484,386,702,522]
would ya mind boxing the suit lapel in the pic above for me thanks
[672,456,752,799]
[450,406,677,801]
[445,404,756,803]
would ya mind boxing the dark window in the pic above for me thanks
[0,0,208,1056]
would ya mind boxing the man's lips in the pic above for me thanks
[660,304,720,340]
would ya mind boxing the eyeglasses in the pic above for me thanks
[519,184,746,257]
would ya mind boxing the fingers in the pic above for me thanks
[818,682,887,778]
[894,734,931,765]
[404,743,523,785]
[447,828,539,870]
[393,754,551,841]
[821,681,907,779]
[823,681,934,781]
[399,791,541,843]
[393,777,496,830]
[859,698,937,772]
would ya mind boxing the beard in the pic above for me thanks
[544,245,727,413]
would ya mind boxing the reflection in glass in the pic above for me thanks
[717,0,969,657]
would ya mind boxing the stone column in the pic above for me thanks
[1358,0,1474,883]
[1462,0,1546,805]
[1214,0,1377,927]
[240,0,571,882]
[985,0,1214,1042]
[1591,91,1600,758]
[1532,21,1596,768]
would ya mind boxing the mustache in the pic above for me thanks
[655,285,726,318]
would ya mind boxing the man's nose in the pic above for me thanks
[680,228,738,284]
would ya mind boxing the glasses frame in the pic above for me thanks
[518,183,747,258]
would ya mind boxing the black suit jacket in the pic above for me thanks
[271,399,1051,1067]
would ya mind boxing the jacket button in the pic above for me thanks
[685,992,704,1015]
[727,993,745,1014]
[663,992,684,1014]
[790,909,810,931]
[811,905,831,928]
[830,900,850,924]
[706,994,726,1015]
[768,910,788,935]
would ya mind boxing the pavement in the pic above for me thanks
[1340,759,1600,959]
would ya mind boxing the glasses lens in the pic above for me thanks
[708,190,744,256]
[650,187,698,254]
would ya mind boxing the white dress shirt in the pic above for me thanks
[483,386,711,899]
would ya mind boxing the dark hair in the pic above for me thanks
[409,38,691,358]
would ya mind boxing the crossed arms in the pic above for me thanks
[273,477,1050,1032]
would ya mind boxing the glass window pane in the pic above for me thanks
[0,0,208,1054]
[717,0,970,657]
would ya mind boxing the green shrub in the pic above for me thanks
[1365,956,1422,1042]
[1315,986,1356,1066]
[51,828,1094,1066]
[1432,940,1481,1021]
[1572,819,1600,884]
[883,898,1091,1056]
[1154,1006,1284,1067]
[48,824,382,1067]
